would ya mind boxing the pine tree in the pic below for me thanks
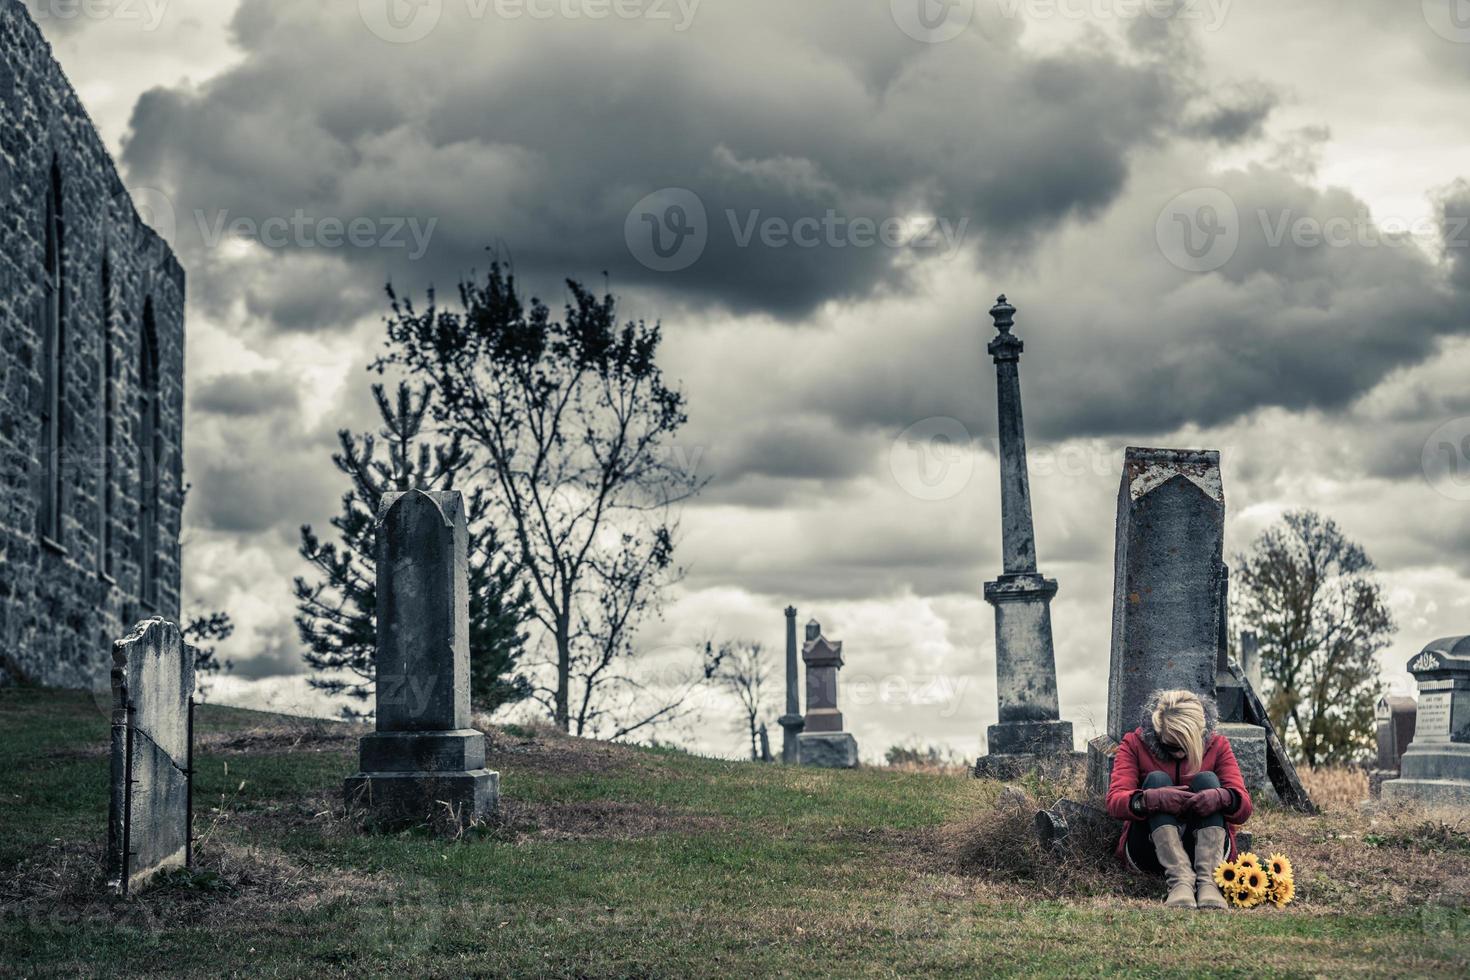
[293,381,532,718]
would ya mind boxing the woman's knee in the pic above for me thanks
[1189,771,1221,791]
[1142,771,1172,789]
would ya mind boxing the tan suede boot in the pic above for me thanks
[1150,825,1197,909]
[1194,825,1230,911]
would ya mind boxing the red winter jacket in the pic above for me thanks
[1105,699,1253,866]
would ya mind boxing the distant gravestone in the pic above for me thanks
[106,618,194,895]
[1239,631,1263,693]
[797,620,859,768]
[1376,695,1418,772]
[778,606,804,763]
[1369,694,1417,797]
[1383,638,1470,806]
[344,490,498,823]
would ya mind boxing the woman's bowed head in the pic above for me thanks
[1105,689,1254,911]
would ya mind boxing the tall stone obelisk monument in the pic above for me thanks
[778,605,804,763]
[975,296,1073,776]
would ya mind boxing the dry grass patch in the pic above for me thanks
[200,720,363,755]
[938,779,1154,901]
[1300,765,1371,811]
[0,835,387,931]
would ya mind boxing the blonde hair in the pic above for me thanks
[1153,689,1206,774]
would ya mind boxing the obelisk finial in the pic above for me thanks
[990,294,1016,334]
[987,295,1022,362]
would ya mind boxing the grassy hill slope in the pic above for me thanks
[2,689,1468,978]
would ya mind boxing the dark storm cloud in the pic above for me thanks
[192,369,299,416]
[187,393,344,535]
[228,620,304,679]
[1037,168,1470,437]
[747,150,1470,457]
[1183,84,1277,144]
[118,0,1245,327]
[706,418,874,484]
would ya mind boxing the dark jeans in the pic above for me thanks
[1125,770,1227,875]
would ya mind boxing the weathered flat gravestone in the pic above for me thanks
[107,618,194,895]
[797,620,859,768]
[1383,638,1470,806]
[345,490,498,823]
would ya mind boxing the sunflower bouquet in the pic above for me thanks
[1212,852,1295,909]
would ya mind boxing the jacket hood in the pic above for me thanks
[1138,690,1219,761]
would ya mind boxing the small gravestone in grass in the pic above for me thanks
[344,490,498,825]
[106,618,194,895]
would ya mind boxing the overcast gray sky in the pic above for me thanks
[33,0,1470,760]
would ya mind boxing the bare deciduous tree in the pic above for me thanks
[377,263,708,738]
[711,640,768,760]
[1233,510,1394,766]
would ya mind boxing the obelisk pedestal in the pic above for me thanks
[974,296,1073,777]
[345,490,498,824]
[777,605,805,763]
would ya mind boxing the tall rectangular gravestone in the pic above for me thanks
[1088,449,1268,800]
[107,618,194,895]
[345,490,498,823]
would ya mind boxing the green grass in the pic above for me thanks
[2,688,1468,978]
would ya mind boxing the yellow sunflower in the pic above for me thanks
[1213,860,1242,892]
[1269,874,1296,909]
[1236,852,1262,873]
[1267,852,1293,881]
[1234,882,1265,909]
[1238,867,1269,906]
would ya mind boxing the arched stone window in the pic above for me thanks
[38,159,64,545]
[100,257,116,579]
[137,299,160,606]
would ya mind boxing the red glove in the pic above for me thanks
[1139,786,1194,816]
[1186,787,1234,818]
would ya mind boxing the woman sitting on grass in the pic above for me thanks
[1106,688,1253,911]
